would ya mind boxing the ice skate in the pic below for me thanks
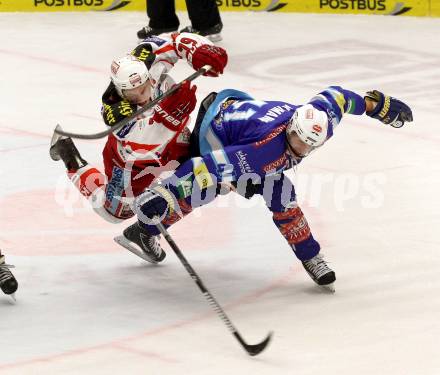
[114,222,166,264]
[302,254,336,292]
[0,251,18,299]
[179,22,223,42]
[50,125,87,169]
[137,25,177,40]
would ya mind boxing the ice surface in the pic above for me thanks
[1,10,439,374]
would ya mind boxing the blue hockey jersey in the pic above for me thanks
[196,86,366,182]
[137,86,368,262]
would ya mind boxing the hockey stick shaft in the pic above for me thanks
[155,221,273,356]
[54,65,212,140]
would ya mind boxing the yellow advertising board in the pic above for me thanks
[207,0,430,16]
[431,0,440,16]
[0,0,139,12]
[0,0,436,16]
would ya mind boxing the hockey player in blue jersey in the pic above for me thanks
[114,86,413,291]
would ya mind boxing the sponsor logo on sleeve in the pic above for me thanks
[254,124,287,148]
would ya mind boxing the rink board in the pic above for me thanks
[0,0,438,16]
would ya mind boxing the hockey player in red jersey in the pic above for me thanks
[50,33,227,242]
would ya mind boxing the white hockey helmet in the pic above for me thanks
[110,54,150,97]
[287,104,328,148]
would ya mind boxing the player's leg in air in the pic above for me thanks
[50,126,193,264]
[50,131,129,223]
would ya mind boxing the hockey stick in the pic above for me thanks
[155,221,273,356]
[53,65,212,140]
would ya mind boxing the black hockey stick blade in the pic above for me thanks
[53,65,212,140]
[235,331,273,356]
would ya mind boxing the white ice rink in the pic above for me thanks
[1,10,440,374]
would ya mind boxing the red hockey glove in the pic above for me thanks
[191,44,228,77]
[152,81,197,129]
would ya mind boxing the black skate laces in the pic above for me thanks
[303,255,331,279]
[0,262,15,284]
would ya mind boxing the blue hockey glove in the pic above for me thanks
[135,186,176,224]
[365,90,413,128]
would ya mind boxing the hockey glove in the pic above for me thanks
[365,90,413,128]
[191,44,228,77]
[135,186,176,224]
[152,80,197,130]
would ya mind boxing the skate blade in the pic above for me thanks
[10,293,16,302]
[114,235,158,264]
[207,33,222,43]
[320,283,335,293]
[49,124,65,161]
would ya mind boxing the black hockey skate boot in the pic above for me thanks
[179,22,223,42]
[50,125,87,170]
[302,254,336,292]
[137,25,178,40]
[114,222,166,264]
[0,251,18,296]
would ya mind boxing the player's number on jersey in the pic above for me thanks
[177,37,198,56]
